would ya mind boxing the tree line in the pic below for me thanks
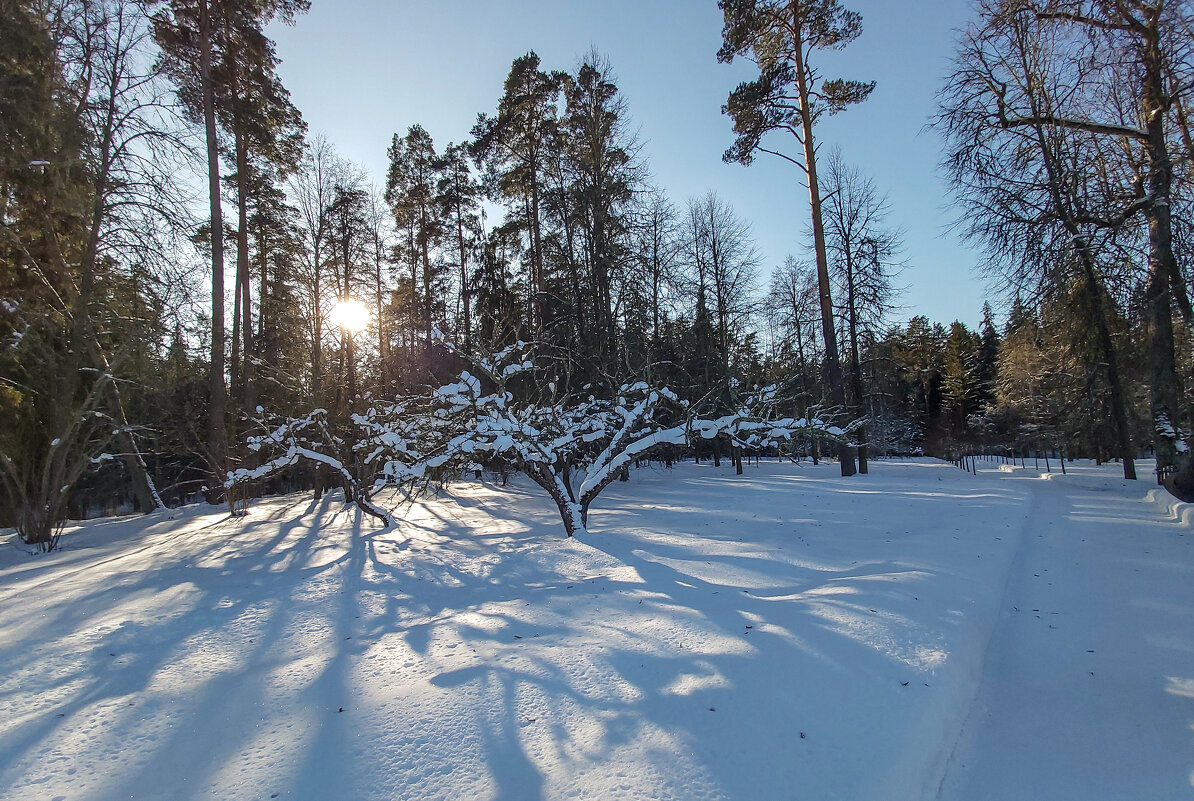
[2,0,1191,548]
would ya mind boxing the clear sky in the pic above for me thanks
[270,0,990,328]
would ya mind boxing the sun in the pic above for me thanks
[331,298,370,333]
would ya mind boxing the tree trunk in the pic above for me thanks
[235,131,256,419]
[792,23,855,477]
[1139,24,1193,498]
[374,232,388,387]
[79,82,162,513]
[456,196,471,352]
[530,178,545,338]
[421,219,433,358]
[1077,246,1136,480]
[526,463,584,537]
[312,248,323,404]
[199,0,227,500]
[844,248,868,474]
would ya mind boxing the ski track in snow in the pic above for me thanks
[0,459,1189,800]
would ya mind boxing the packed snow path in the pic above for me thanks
[0,459,1189,800]
[935,463,1194,800]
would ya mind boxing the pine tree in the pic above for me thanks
[942,321,981,436]
[718,0,875,476]
[471,53,563,340]
[151,0,308,501]
[386,124,445,365]
[436,142,481,352]
[975,302,1000,407]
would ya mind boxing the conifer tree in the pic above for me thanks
[151,0,307,500]
[214,1,306,420]
[975,302,1001,406]
[386,124,444,362]
[327,182,368,408]
[151,0,229,497]
[471,53,563,340]
[942,321,981,435]
[436,142,481,352]
[717,0,875,476]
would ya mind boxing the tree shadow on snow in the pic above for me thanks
[0,462,1034,801]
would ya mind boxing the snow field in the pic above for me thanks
[0,458,1190,800]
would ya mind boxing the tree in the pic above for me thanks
[473,221,524,350]
[471,53,562,340]
[213,0,306,423]
[975,302,1001,406]
[628,188,683,380]
[150,0,230,498]
[230,330,854,539]
[245,167,307,412]
[326,181,369,409]
[941,321,982,434]
[683,192,761,388]
[363,182,394,388]
[559,52,641,378]
[1,0,194,543]
[290,134,344,409]
[436,142,481,352]
[891,316,948,452]
[151,0,308,501]
[718,0,876,476]
[935,0,1173,481]
[766,258,824,412]
[820,148,902,473]
[386,124,444,364]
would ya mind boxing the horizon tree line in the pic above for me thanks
[1,0,1189,548]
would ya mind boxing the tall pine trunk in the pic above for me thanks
[199,0,227,499]
[793,24,855,477]
[235,131,256,419]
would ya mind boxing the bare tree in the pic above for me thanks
[935,0,1193,482]
[290,134,345,408]
[628,187,684,380]
[767,257,825,410]
[820,149,903,473]
[683,192,761,383]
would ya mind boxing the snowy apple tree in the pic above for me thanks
[224,403,428,527]
[424,332,692,536]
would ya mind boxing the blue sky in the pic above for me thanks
[271,0,989,327]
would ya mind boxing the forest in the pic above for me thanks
[2,0,1193,549]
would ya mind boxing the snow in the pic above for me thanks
[0,458,1190,800]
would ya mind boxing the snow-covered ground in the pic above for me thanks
[0,458,1190,800]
